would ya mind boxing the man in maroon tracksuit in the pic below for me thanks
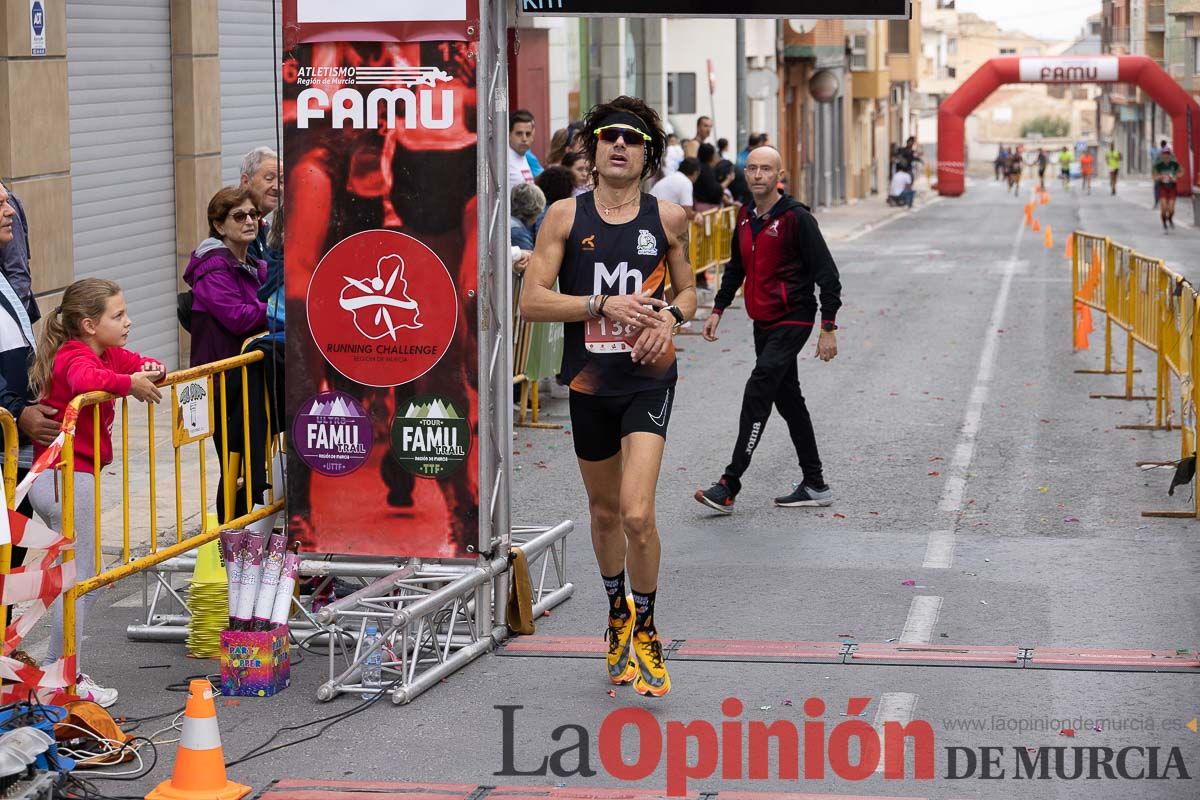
[695,146,841,512]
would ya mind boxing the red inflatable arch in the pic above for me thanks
[937,55,1200,196]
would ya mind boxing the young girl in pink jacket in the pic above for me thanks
[28,278,164,707]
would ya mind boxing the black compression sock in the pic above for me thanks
[632,589,657,634]
[602,571,628,620]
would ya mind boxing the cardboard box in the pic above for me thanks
[220,624,290,697]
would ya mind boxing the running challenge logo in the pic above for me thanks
[296,64,456,129]
[494,699,1193,796]
[307,229,458,387]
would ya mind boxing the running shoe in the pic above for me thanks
[695,479,735,514]
[631,629,671,697]
[774,482,834,508]
[77,673,118,708]
[605,597,637,685]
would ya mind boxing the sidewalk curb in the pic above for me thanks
[830,195,946,242]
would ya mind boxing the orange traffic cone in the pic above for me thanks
[1064,235,1073,260]
[1044,225,1053,249]
[1032,218,1040,233]
[146,680,250,800]
[1040,192,1050,206]
[1075,302,1094,350]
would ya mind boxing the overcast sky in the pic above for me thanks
[955,0,1100,42]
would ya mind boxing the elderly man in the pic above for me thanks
[239,146,280,262]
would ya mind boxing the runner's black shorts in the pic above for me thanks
[568,386,675,461]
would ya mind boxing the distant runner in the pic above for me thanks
[1152,146,1182,231]
[1106,142,1122,196]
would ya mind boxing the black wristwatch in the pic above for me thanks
[665,305,686,327]
[821,321,838,333]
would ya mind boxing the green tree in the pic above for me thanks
[1021,116,1070,138]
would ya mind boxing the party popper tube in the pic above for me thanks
[251,532,288,630]
[232,531,266,630]
[269,552,301,628]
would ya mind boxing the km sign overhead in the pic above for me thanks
[520,0,909,18]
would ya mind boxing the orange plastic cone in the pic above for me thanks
[1044,225,1053,249]
[1032,218,1040,232]
[146,680,250,800]
[1040,192,1050,206]
[1064,235,1073,260]
[1075,302,1093,350]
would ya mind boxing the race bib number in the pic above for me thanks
[585,317,639,353]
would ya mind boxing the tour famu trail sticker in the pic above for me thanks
[292,391,372,476]
[390,396,471,479]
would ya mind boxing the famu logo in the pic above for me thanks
[297,65,456,130]
[391,396,471,479]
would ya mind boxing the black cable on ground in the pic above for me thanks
[224,678,399,769]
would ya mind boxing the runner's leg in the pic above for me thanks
[773,331,824,488]
[619,430,672,697]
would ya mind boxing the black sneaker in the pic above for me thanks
[695,479,736,514]
[774,482,834,508]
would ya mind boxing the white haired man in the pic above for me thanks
[239,146,280,262]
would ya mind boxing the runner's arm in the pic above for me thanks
[660,202,697,322]
[711,222,744,316]
[520,200,593,323]
[797,211,842,325]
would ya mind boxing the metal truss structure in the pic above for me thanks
[125,522,572,705]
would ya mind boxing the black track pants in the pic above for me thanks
[722,322,824,493]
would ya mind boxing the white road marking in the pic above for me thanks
[899,595,943,644]
[922,530,956,568]
[874,691,919,774]
[938,214,1027,513]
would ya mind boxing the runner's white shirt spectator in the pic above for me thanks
[889,170,912,197]
[650,170,694,209]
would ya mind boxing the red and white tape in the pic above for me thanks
[0,405,81,697]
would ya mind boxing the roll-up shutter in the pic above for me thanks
[67,1,178,367]
[219,0,283,185]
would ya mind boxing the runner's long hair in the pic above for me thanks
[581,96,666,181]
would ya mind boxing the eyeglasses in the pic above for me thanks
[229,209,261,224]
[595,124,651,144]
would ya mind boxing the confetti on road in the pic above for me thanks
[901,579,916,586]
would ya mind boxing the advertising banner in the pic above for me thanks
[283,37,479,559]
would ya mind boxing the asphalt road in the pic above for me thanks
[63,177,1199,800]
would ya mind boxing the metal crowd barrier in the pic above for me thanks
[0,409,17,635]
[511,275,559,429]
[689,206,737,290]
[1070,230,1199,517]
[58,351,285,689]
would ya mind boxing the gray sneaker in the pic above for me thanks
[774,482,833,507]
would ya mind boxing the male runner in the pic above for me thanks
[1058,146,1073,190]
[1153,145,1182,231]
[695,146,841,512]
[1079,149,1094,195]
[1106,142,1122,196]
[521,96,696,697]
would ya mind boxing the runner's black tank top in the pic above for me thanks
[559,192,677,396]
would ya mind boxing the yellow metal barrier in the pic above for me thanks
[0,409,17,638]
[58,351,285,689]
[1069,229,1200,518]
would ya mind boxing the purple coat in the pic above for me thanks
[183,238,268,367]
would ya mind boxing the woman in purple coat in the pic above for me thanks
[185,186,267,520]
[184,187,268,366]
